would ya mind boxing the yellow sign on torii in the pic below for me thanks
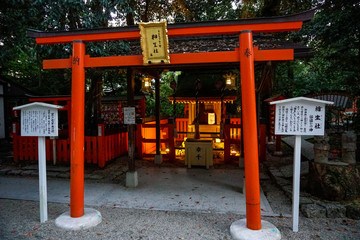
[139,21,170,65]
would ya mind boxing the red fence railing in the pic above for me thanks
[135,118,242,162]
[176,118,189,141]
[224,123,242,162]
[13,124,127,168]
[136,119,175,160]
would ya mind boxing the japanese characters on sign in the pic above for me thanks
[21,107,59,137]
[139,21,170,65]
[123,107,136,125]
[271,97,333,136]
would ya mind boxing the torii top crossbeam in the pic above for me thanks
[27,9,314,231]
[29,9,314,44]
[28,9,314,69]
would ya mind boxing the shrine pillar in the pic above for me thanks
[126,68,138,187]
[70,40,85,217]
[239,31,261,230]
[56,40,102,230]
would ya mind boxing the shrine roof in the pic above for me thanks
[0,78,38,98]
[169,69,239,101]
[128,34,312,59]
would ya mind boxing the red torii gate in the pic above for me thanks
[28,9,314,231]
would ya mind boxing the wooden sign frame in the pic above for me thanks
[139,21,170,65]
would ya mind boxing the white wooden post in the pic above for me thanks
[38,136,48,222]
[292,135,302,232]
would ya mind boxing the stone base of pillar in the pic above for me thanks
[126,171,138,188]
[55,208,102,230]
[155,154,163,165]
[230,219,281,240]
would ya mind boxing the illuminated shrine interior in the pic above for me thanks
[151,69,242,162]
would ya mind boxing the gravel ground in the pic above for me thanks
[1,178,359,240]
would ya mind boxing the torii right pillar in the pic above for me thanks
[230,30,281,239]
[239,30,261,230]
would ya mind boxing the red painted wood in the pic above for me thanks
[240,31,261,230]
[168,123,175,161]
[43,48,293,69]
[259,124,267,162]
[46,139,51,162]
[13,134,19,162]
[34,21,303,45]
[97,124,105,168]
[92,137,97,164]
[84,137,90,164]
[56,140,62,162]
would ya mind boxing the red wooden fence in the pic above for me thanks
[176,118,189,141]
[224,119,242,162]
[13,125,128,168]
[135,118,242,162]
[136,119,175,161]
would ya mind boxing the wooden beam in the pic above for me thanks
[43,48,293,69]
[34,22,303,45]
[43,56,72,69]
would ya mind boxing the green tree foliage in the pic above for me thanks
[0,0,131,95]
[269,0,359,99]
[1,1,44,92]
[121,0,173,23]
[172,0,239,22]
[1,0,359,124]
[145,71,184,117]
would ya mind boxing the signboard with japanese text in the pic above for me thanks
[123,107,136,125]
[270,97,333,232]
[13,102,62,137]
[139,21,170,64]
[270,97,333,136]
[13,102,63,223]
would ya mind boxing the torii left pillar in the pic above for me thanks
[55,40,102,230]
[70,40,85,218]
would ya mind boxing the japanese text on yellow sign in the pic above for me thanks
[139,21,170,64]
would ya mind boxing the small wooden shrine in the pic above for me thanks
[170,70,238,139]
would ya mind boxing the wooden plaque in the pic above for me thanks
[139,21,170,65]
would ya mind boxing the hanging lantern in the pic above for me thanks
[141,77,152,93]
[223,72,237,90]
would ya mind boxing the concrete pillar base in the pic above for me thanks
[155,154,163,165]
[230,219,281,240]
[55,208,102,230]
[274,151,283,156]
[126,171,138,188]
